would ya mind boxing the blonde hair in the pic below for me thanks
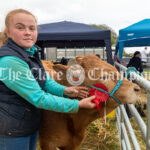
[0,9,37,48]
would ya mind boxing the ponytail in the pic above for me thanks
[0,28,8,48]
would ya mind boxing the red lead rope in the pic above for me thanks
[89,84,109,121]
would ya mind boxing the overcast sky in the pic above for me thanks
[0,0,150,34]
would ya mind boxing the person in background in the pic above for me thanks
[0,9,96,150]
[127,51,143,73]
[60,57,68,65]
[126,51,144,118]
[141,47,150,65]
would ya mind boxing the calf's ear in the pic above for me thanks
[75,56,84,64]
[53,64,68,73]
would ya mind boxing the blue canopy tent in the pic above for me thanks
[115,19,150,58]
[36,21,113,64]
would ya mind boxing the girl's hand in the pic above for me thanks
[79,96,96,109]
[64,86,89,98]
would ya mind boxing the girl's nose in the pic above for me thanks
[24,28,31,34]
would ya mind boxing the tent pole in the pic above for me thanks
[105,39,113,64]
[119,42,124,58]
[74,47,76,58]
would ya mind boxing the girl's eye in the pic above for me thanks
[30,27,36,31]
[17,26,24,30]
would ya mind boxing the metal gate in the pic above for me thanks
[114,62,150,150]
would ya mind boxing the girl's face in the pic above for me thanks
[7,13,37,49]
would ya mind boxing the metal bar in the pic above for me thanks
[116,107,132,150]
[103,47,105,60]
[120,114,124,146]
[120,109,124,147]
[121,123,132,150]
[147,92,150,150]
[93,47,95,54]
[128,104,147,141]
[116,107,123,149]
[84,47,85,56]
[120,104,141,150]
[116,107,121,135]
[121,139,127,150]
[116,106,120,116]
[74,47,76,57]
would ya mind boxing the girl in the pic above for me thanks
[0,9,96,150]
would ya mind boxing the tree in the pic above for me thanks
[91,24,117,46]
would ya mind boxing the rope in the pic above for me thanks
[89,74,123,105]
[126,67,143,79]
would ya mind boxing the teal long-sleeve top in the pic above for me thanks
[0,48,79,113]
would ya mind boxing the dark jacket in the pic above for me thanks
[127,57,143,73]
[0,39,46,137]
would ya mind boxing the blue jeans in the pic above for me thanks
[0,131,38,150]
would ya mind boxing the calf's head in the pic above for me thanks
[52,55,140,107]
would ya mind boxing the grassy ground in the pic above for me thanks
[78,118,120,150]
[129,117,147,150]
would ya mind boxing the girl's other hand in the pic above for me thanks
[64,86,89,98]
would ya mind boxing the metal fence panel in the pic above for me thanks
[114,62,150,150]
